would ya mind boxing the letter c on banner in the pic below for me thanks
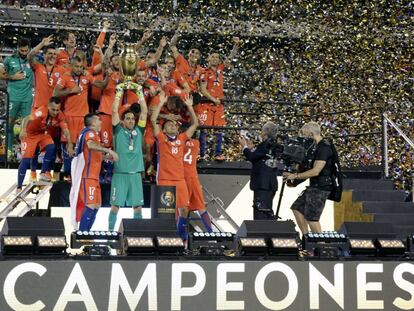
[4,262,46,311]
[255,262,298,310]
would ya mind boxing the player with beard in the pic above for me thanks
[17,97,73,190]
[56,31,77,67]
[2,38,34,157]
[151,93,198,243]
[54,56,108,177]
[199,37,240,161]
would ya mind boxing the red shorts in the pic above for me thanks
[185,176,205,211]
[21,134,53,159]
[99,114,113,148]
[195,102,226,126]
[79,178,101,206]
[63,115,84,144]
[157,179,189,208]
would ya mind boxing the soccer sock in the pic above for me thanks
[41,144,55,173]
[88,208,98,231]
[200,211,213,233]
[30,149,39,172]
[17,158,31,188]
[177,216,189,241]
[199,130,206,157]
[79,207,95,231]
[133,209,142,219]
[215,132,223,156]
[62,143,72,174]
[7,128,13,152]
[108,210,118,231]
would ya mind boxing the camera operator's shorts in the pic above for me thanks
[290,187,330,222]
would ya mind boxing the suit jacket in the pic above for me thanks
[243,140,278,192]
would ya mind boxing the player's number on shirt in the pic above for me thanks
[184,149,192,165]
[89,187,96,198]
[171,146,178,155]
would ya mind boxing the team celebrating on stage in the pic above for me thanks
[0,21,240,242]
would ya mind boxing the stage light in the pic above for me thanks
[375,239,406,256]
[303,231,348,259]
[349,238,376,255]
[238,237,267,256]
[269,237,299,256]
[2,235,33,255]
[156,236,184,255]
[71,231,122,254]
[36,236,67,255]
[189,232,234,256]
[124,237,155,256]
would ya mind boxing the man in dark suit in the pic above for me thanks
[239,122,279,219]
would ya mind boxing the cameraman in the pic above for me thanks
[239,122,279,220]
[283,122,333,235]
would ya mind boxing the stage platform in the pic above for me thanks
[0,258,411,310]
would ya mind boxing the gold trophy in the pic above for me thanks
[119,43,140,90]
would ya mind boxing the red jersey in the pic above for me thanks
[156,131,188,181]
[163,78,185,99]
[26,107,68,136]
[200,64,225,100]
[56,48,77,67]
[57,73,95,116]
[99,71,121,115]
[175,54,202,92]
[82,130,103,180]
[184,139,199,178]
[32,64,65,110]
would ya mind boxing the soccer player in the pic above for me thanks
[17,97,73,192]
[70,113,118,231]
[199,37,240,161]
[3,38,34,157]
[53,56,108,176]
[56,31,77,67]
[151,93,198,242]
[184,137,213,232]
[107,85,147,230]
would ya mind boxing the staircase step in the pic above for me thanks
[374,214,414,226]
[352,190,407,202]
[363,202,414,214]
[342,167,382,179]
[391,225,414,239]
[343,179,394,191]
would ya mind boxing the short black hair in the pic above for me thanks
[146,49,157,56]
[84,113,97,127]
[43,45,56,53]
[17,38,30,48]
[49,97,61,106]
[121,109,136,120]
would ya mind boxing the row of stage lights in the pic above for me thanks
[2,229,414,258]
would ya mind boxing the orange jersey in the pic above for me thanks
[57,73,95,116]
[32,64,65,110]
[56,48,77,67]
[200,64,225,100]
[175,54,202,92]
[82,130,103,180]
[156,132,188,181]
[163,79,186,99]
[184,139,199,178]
[26,107,67,136]
[99,71,122,115]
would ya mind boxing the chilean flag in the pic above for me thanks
[69,127,91,229]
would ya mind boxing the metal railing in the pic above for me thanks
[382,112,414,200]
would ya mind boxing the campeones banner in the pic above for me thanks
[0,261,413,311]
